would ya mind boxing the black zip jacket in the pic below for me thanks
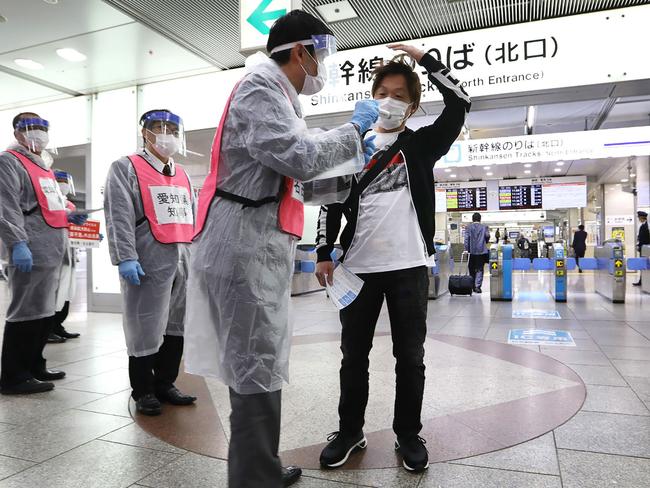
[316,53,471,263]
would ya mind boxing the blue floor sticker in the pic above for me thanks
[508,329,576,346]
[512,309,561,319]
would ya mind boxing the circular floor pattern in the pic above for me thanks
[133,333,586,470]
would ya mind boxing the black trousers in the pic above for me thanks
[228,388,282,488]
[52,301,70,333]
[1,316,52,387]
[338,266,428,438]
[128,335,183,400]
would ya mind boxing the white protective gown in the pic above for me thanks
[184,58,364,394]
[0,144,66,322]
[104,151,191,357]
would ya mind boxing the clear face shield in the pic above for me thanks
[269,34,339,89]
[54,170,75,196]
[14,117,57,157]
[140,111,186,158]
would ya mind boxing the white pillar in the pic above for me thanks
[88,87,138,312]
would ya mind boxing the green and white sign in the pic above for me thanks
[240,0,302,53]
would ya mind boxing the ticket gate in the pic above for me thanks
[594,242,626,303]
[642,245,650,294]
[552,243,567,302]
[490,244,513,301]
[428,244,453,299]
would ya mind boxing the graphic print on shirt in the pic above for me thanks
[359,146,407,196]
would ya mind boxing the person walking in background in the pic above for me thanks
[571,224,587,273]
[464,212,490,293]
[633,211,649,286]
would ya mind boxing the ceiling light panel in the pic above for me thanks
[315,1,358,23]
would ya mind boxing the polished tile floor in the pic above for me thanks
[0,268,648,487]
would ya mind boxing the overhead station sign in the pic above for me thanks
[439,126,650,169]
[301,5,650,116]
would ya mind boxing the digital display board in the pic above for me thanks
[446,187,488,212]
[499,184,543,210]
[542,180,587,209]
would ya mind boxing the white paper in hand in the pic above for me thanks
[326,265,364,310]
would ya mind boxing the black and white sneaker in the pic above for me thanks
[395,436,429,472]
[319,431,367,468]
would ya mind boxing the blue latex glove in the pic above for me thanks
[12,241,33,273]
[350,100,380,134]
[118,260,145,286]
[363,135,377,165]
[68,214,88,225]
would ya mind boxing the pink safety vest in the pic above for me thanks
[7,150,69,229]
[127,154,195,244]
[194,81,304,239]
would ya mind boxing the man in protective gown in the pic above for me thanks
[104,109,196,416]
[185,10,379,488]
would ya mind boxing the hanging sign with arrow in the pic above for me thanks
[240,0,302,53]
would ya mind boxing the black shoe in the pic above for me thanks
[633,281,642,287]
[474,287,482,294]
[1,378,54,395]
[282,466,302,487]
[47,333,66,344]
[579,269,583,273]
[319,431,367,468]
[56,327,80,339]
[156,386,197,405]
[136,393,162,416]
[395,436,429,473]
[34,369,66,381]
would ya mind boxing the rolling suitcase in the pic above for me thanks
[449,251,474,296]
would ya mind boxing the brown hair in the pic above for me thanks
[371,59,422,110]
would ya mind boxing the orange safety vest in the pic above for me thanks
[194,81,304,239]
[7,149,69,229]
[128,154,195,244]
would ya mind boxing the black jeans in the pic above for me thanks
[128,335,184,400]
[228,388,282,488]
[1,317,51,387]
[338,266,428,439]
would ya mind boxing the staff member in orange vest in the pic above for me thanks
[0,113,86,395]
[104,109,196,416]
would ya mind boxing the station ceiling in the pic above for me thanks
[104,0,649,69]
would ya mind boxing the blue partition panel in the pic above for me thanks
[578,258,598,270]
[566,258,577,270]
[627,258,649,271]
[513,258,532,271]
[533,258,553,271]
[300,261,316,273]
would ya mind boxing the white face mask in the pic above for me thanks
[377,97,412,130]
[23,130,50,153]
[152,133,180,158]
[300,50,327,95]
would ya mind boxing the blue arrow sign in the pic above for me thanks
[248,0,286,35]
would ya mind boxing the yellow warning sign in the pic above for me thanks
[491,262,498,270]
[556,260,564,268]
[556,269,565,277]
[614,259,623,268]
[615,269,624,277]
